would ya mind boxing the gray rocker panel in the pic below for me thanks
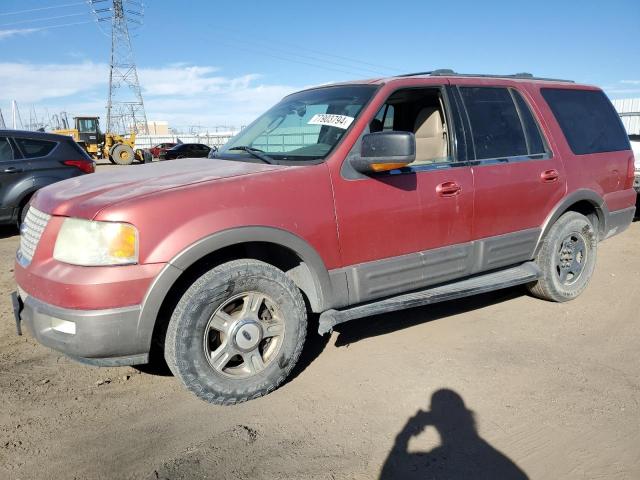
[332,227,541,305]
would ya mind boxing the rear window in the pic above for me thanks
[460,87,528,160]
[541,88,630,155]
[14,137,57,158]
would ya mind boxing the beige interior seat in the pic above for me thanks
[413,107,447,164]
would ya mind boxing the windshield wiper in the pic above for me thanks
[227,146,274,164]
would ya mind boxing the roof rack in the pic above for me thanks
[395,69,574,83]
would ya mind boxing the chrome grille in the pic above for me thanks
[19,207,51,264]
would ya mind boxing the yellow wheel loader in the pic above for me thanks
[54,116,149,165]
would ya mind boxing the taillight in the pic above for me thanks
[63,160,95,174]
[626,154,635,189]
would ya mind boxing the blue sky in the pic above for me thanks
[1,0,639,131]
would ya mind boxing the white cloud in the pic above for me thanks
[0,61,299,128]
[606,88,640,96]
[0,62,107,102]
[0,28,39,40]
[621,80,640,85]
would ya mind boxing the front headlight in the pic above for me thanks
[53,218,139,266]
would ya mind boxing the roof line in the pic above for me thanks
[395,69,574,83]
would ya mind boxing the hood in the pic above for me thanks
[33,158,288,218]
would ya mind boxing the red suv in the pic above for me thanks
[12,71,636,404]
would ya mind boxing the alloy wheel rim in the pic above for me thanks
[555,232,587,286]
[203,291,285,379]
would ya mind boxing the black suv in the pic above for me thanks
[0,130,95,226]
[160,143,211,160]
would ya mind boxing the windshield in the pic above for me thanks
[218,85,377,162]
[77,118,97,133]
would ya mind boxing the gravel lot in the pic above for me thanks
[1,163,639,479]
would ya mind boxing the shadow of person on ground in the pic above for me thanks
[380,389,528,480]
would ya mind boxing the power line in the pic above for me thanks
[0,20,94,34]
[290,46,402,73]
[0,12,86,28]
[218,41,376,78]
[214,26,402,75]
[223,37,390,76]
[0,2,85,17]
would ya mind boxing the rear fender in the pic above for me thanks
[535,189,608,254]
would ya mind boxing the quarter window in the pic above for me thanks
[541,88,630,155]
[14,137,56,158]
[460,87,528,160]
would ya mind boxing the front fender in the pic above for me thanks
[136,226,338,352]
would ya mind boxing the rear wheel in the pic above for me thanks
[528,211,597,302]
[165,259,307,404]
[110,144,135,165]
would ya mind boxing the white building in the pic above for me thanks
[612,98,640,137]
[612,98,640,159]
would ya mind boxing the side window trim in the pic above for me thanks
[0,136,16,162]
[445,85,470,163]
[7,137,21,160]
[509,88,552,157]
[509,89,532,154]
[454,85,552,166]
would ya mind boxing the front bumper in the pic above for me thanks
[13,289,148,366]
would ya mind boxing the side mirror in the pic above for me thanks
[351,131,416,174]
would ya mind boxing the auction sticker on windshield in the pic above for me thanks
[308,114,354,129]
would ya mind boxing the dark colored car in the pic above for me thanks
[148,142,178,158]
[13,71,636,405]
[160,143,210,160]
[0,130,94,226]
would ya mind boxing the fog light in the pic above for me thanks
[51,318,76,335]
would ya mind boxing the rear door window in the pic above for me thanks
[459,87,528,160]
[0,137,15,161]
[541,88,630,155]
[14,137,57,158]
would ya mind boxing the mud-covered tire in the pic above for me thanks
[110,144,135,165]
[165,259,307,405]
[528,211,597,302]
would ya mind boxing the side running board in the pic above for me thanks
[318,261,540,335]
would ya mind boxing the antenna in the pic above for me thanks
[89,0,148,135]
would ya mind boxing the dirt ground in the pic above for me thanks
[1,163,639,479]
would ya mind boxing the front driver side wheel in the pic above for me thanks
[165,259,307,404]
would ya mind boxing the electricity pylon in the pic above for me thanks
[89,0,148,135]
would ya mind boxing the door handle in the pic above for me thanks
[540,169,559,183]
[436,181,461,197]
[2,167,22,174]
